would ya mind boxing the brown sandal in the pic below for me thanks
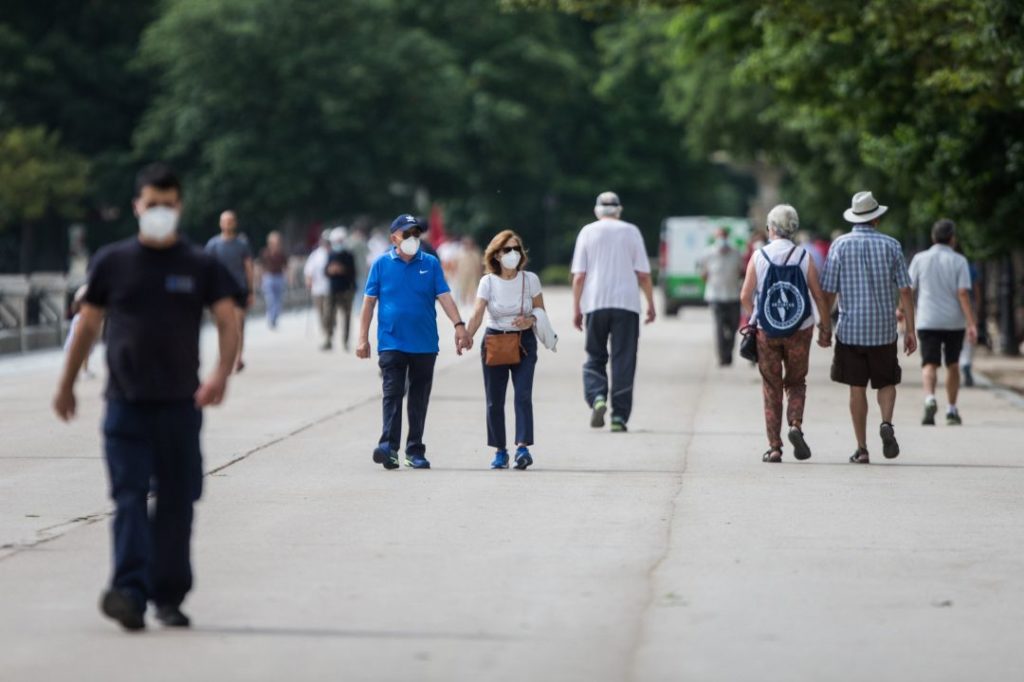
[762,448,782,463]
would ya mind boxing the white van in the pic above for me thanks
[659,216,752,315]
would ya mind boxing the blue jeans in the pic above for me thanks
[481,329,537,449]
[378,351,437,457]
[583,309,639,424]
[103,400,203,609]
[262,273,286,327]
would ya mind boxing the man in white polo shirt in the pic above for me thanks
[908,218,978,425]
[571,191,656,432]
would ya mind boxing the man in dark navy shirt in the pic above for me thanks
[53,164,239,631]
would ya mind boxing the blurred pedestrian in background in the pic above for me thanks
[908,219,977,425]
[466,230,545,470]
[700,226,743,366]
[52,164,239,631]
[740,204,831,463]
[822,191,917,464]
[356,214,472,470]
[259,230,287,329]
[326,226,357,352]
[956,244,984,387]
[346,227,370,310]
[304,229,332,349]
[456,235,483,308]
[571,191,656,433]
[205,210,253,372]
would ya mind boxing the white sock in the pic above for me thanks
[925,394,936,405]
[948,404,958,413]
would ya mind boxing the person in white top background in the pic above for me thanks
[907,219,978,425]
[466,230,545,470]
[740,204,832,462]
[571,191,656,433]
[700,226,744,366]
[303,229,332,350]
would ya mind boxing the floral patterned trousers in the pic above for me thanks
[756,326,814,449]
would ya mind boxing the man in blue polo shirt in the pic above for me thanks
[356,214,473,469]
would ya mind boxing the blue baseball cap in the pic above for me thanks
[390,214,421,233]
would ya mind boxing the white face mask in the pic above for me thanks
[399,236,420,256]
[500,250,522,270]
[139,206,179,241]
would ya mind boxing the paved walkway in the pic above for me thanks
[1,290,1022,681]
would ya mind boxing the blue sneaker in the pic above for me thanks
[514,446,533,470]
[405,454,431,469]
[490,449,509,469]
[372,446,399,470]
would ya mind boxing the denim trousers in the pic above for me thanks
[583,309,639,423]
[378,351,437,457]
[262,273,286,327]
[103,399,203,609]
[481,328,537,449]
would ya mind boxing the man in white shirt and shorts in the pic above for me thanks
[571,191,656,433]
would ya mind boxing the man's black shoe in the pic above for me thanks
[100,589,145,631]
[155,604,191,628]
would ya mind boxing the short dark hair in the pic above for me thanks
[931,218,956,244]
[134,163,182,198]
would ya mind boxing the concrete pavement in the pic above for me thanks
[1,289,1022,681]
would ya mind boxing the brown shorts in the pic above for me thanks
[831,340,901,389]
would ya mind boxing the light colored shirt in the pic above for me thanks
[752,239,818,330]
[570,218,650,315]
[908,244,971,330]
[821,225,912,346]
[477,271,542,332]
[701,244,742,302]
[303,247,330,296]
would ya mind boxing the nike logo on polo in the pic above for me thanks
[419,270,429,274]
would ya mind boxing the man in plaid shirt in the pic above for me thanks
[821,191,918,464]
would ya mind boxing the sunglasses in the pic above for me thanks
[500,245,523,254]
[400,228,422,240]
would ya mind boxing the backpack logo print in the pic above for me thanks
[763,281,805,330]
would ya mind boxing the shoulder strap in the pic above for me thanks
[782,245,798,264]
[520,272,526,316]
[797,248,807,264]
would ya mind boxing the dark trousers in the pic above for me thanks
[583,309,640,424]
[710,301,741,365]
[482,329,537,449]
[326,289,355,347]
[103,400,203,609]
[378,351,437,457]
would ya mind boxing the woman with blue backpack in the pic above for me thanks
[740,204,833,463]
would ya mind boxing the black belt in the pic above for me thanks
[486,328,529,335]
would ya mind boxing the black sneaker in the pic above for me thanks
[590,397,607,428]
[946,410,962,426]
[100,589,145,631]
[880,422,900,459]
[372,446,400,470]
[922,400,937,426]
[787,427,812,461]
[849,447,870,464]
[155,604,191,628]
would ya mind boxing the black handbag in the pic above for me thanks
[739,324,758,363]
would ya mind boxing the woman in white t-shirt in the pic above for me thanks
[466,230,545,470]
[740,204,832,463]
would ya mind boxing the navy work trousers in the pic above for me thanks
[103,399,203,610]
[583,308,640,424]
[378,351,437,457]
[481,328,537,449]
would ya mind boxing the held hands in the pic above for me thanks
[817,326,832,348]
[194,371,229,408]
[455,327,473,355]
[356,339,371,359]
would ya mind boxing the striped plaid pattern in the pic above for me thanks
[821,225,911,346]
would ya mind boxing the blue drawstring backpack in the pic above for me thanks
[756,246,812,338]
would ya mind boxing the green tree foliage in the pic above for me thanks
[0,126,88,227]
[515,0,1024,252]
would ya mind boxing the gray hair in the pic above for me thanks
[594,190,622,219]
[766,204,799,238]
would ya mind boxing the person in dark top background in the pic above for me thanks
[205,210,254,372]
[53,163,240,632]
[325,226,357,351]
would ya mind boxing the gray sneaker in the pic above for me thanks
[922,399,937,426]
[590,397,607,428]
